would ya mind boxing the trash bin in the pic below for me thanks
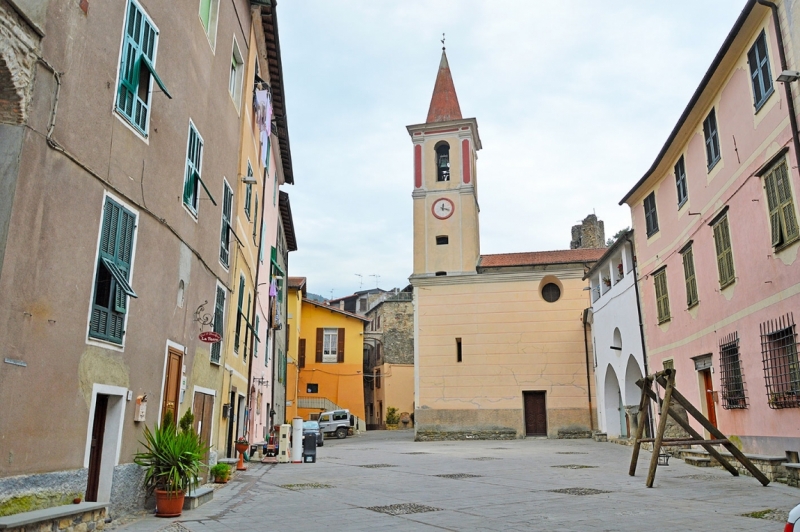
[302,432,317,463]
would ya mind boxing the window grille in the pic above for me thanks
[719,332,747,409]
[760,313,800,409]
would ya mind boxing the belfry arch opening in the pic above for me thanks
[435,141,450,181]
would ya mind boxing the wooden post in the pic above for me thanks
[656,377,770,486]
[629,376,652,477]
[646,369,675,488]
[641,385,739,477]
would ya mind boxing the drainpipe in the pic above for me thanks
[626,233,652,436]
[758,1,800,163]
[582,308,595,432]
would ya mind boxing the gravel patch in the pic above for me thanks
[548,488,611,496]
[366,503,442,515]
[279,483,334,490]
[675,474,731,481]
[741,509,790,522]
[156,524,192,532]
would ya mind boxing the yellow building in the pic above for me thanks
[285,279,368,423]
[409,50,604,440]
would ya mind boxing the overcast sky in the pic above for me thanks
[276,1,746,300]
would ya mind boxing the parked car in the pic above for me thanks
[303,420,323,447]
[787,501,800,532]
[317,409,351,439]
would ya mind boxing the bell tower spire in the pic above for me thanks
[426,47,462,124]
[407,47,482,278]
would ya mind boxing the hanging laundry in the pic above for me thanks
[254,89,269,132]
[269,278,278,297]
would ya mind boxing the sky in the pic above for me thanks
[276,1,747,300]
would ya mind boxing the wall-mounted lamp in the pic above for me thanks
[242,175,258,185]
[777,70,800,83]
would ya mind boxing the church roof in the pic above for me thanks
[478,248,606,269]
[426,50,462,123]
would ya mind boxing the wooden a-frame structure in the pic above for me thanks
[629,368,769,488]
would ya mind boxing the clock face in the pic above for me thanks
[432,198,455,220]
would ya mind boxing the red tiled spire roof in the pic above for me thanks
[426,50,462,123]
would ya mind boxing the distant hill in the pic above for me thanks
[306,292,327,303]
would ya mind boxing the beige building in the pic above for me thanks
[409,50,604,440]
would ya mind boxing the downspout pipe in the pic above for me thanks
[626,233,651,435]
[582,307,594,432]
[758,1,800,164]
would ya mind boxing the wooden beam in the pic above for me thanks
[646,369,676,487]
[641,385,739,477]
[629,378,652,477]
[656,376,769,486]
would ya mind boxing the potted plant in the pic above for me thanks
[134,417,206,517]
[210,463,231,484]
[602,276,611,287]
[385,407,400,430]
[234,436,249,471]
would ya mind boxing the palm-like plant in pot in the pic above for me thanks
[133,416,207,517]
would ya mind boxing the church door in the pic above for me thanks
[523,392,547,436]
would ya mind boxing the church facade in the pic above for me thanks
[409,50,605,439]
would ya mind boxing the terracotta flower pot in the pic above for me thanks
[155,489,185,518]
[235,443,249,471]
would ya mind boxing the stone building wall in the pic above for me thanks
[570,214,606,249]
[379,297,413,365]
[0,0,40,126]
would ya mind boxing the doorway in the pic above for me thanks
[192,389,215,481]
[700,368,717,428]
[85,394,108,502]
[162,348,183,425]
[523,391,547,436]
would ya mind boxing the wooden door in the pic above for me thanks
[162,349,182,425]
[701,369,717,428]
[523,392,547,436]
[192,392,214,481]
[86,394,108,502]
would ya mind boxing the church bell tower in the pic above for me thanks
[407,49,482,277]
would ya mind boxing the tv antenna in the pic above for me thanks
[355,274,363,290]
[369,274,381,288]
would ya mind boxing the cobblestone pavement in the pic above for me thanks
[115,431,799,531]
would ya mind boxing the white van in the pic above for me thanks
[317,409,351,439]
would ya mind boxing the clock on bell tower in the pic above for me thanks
[407,49,482,277]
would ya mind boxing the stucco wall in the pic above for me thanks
[413,269,594,438]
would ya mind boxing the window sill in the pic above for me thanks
[210,359,221,366]
[774,236,800,253]
[707,157,720,173]
[182,202,199,221]
[687,301,699,310]
[115,108,149,139]
[87,335,124,351]
[657,317,671,325]
[753,87,775,114]
[677,198,688,210]
[719,279,736,290]
[646,229,659,239]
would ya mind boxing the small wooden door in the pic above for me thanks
[701,369,717,428]
[162,349,182,425]
[86,394,108,502]
[524,391,547,436]
[192,392,214,481]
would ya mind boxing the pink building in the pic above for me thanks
[621,0,800,455]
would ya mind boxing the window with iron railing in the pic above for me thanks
[760,313,800,409]
[719,332,747,409]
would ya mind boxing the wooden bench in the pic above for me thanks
[0,502,108,532]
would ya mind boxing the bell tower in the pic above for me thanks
[407,49,482,277]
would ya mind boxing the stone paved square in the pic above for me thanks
[113,431,800,532]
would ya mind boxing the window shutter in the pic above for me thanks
[765,171,782,246]
[682,248,697,307]
[775,162,799,242]
[337,328,345,363]
[721,218,735,284]
[713,222,726,284]
[315,328,323,363]
[299,339,306,369]
[199,0,211,29]
[211,285,225,363]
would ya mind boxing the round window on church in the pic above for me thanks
[542,283,561,303]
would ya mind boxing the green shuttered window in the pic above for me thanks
[748,30,773,110]
[234,274,245,353]
[116,0,169,135]
[681,246,699,308]
[654,269,670,324]
[713,215,736,288]
[210,285,225,364]
[90,198,138,344]
[220,181,233,267]
[764,159,799,248]
[182,123,215,213]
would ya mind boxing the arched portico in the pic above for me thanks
[603,365,625,437]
